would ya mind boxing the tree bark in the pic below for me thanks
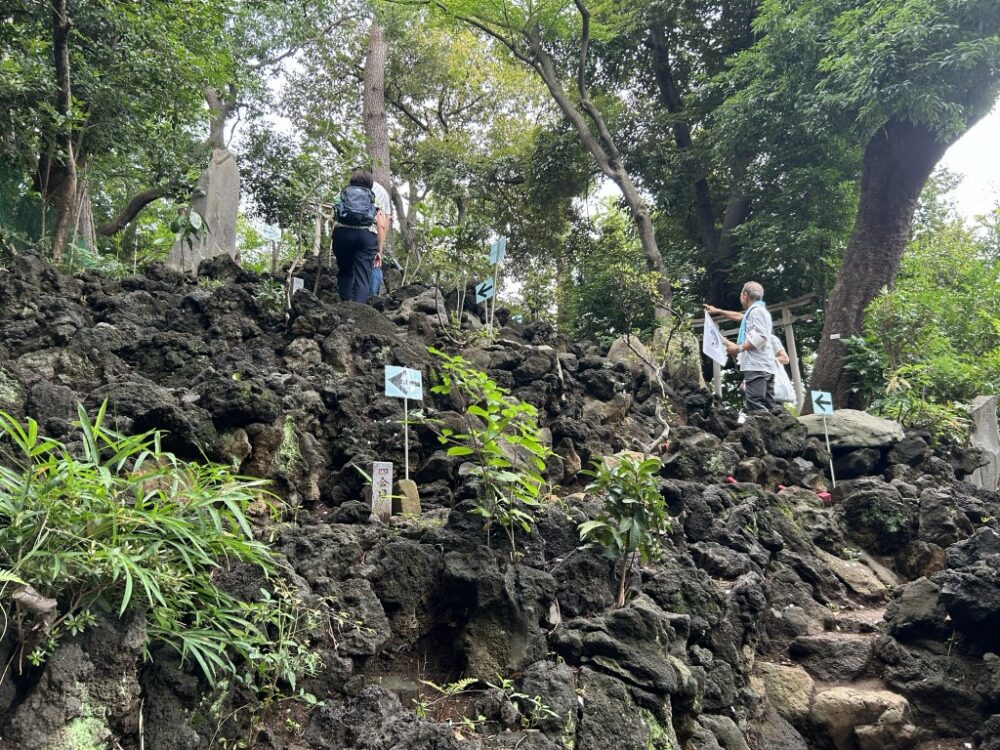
[707,182,751,304]
[204,86,236,150]
[649,25,718,253]
[808,118,953,411]
[362,23,392,190]
[49,0,77,263]
[390,184,418,262]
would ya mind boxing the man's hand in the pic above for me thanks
[704,303,721,315]
[374,251,383,268]
[724,339,740,355]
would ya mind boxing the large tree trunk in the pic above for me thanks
[49,0,77,263]
[362,23,391,190]
[808,119,953,411]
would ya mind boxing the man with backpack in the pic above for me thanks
[331,169,389,303]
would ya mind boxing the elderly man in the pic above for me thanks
[706,281,778,414]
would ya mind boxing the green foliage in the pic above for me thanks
[0,403,317,695]
[563,202,658,343]
[169,207,209,251]
[579,455,670,608]
[426,348,551,557]
[845,198,1000,441]
[743,0,1000,140]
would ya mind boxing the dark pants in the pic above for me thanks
[744,370,778,413]
[332,226,376,303]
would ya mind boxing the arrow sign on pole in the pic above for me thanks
[384,366,423,400]
[811,390,834,415]
[475,278,495,304]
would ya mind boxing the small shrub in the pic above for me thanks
[0,403,316,694]
[426,348,551,558]
[579,455,671,608]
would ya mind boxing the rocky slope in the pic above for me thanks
[0,252,998,750]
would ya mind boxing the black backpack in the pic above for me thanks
[334,185,377,227]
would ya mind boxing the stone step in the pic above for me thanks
[788,632,877,683]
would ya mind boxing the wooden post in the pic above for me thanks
[782,307,804,411]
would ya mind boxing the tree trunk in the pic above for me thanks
[390,184,418,262]
[362,23,391,190]
[49,0,77,263]
[808,119,953,411]
[707,184,751,305]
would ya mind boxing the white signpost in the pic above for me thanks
[384,366,423,480]
[291,276,304,295]
[811,390,837,488]
[371,461,393,521]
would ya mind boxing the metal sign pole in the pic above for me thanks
[823,414,836,488]
[404,396,410,481]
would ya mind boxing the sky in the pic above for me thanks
[939,104,1000,221]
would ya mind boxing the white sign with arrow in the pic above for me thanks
[811,390,837,487]
[475,278,496,304]
[384,366,423,401]
[384,366,423,481]
[811,390,834,415]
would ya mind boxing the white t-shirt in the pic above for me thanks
[369,182,392,235]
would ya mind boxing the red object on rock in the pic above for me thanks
[725,476,738,484]
[777,484,788,491]
[817,491,832,506]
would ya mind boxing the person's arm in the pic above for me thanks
[703,304,744,323]
[374,209,388,266]
[776,349,789,365]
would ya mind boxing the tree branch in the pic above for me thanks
[253,17,349,71]
[97,185,172,236]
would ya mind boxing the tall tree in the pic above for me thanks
[363,22,392,189]
[731,0,1000,409]
[434,0,674,317]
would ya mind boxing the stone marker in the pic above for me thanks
[167,147,240,274]
[371,461,393,522]
[394,478,421,516]
[969,395,1000,491]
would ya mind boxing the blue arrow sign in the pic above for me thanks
[475,277,496,304]
[489,236,507,265]
[811,390,834,415]
[385,366,423,400]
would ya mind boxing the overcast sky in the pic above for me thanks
[940,103,1000,221]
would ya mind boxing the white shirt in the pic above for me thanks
[369,182,392,235]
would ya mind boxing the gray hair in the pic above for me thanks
[742,281,764,301]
